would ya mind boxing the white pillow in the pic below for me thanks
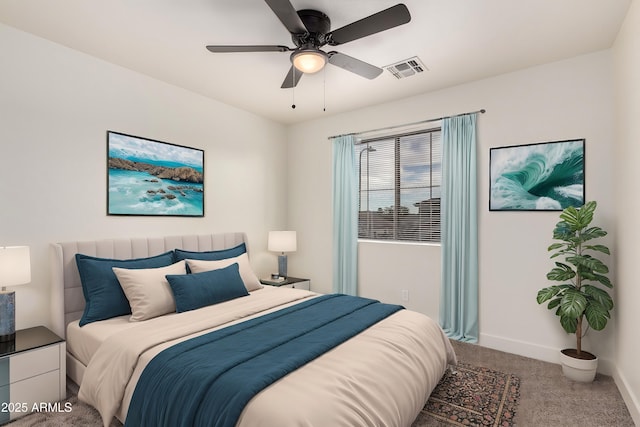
[186,253,262,292]
[113,260,187,321]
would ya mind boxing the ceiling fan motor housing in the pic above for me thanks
[292,10,331,47]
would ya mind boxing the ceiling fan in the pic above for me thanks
[206,0,411,88]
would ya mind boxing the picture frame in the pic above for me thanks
[107,131,204,216]
[489,139,585,211]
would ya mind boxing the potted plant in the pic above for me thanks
[536,201,613,382]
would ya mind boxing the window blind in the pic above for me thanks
[358,128,441,243]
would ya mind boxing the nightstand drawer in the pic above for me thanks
[9,345,59,384]
[10,370,60,409]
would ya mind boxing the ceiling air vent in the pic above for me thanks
[385,57,427,79]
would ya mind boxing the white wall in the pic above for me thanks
[288,50,616,368]
[476,52,616,368]
[613,0,640,423]
[0,23,288,331]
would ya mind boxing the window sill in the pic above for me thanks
[357,239,441,248]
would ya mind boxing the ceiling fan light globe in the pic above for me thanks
[291,50,327,74]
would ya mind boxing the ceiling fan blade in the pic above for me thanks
[206,45,292,53]
[264,0,307,34]
[281,66,303,88]
[328,52,383,79]
[327,4,411,46]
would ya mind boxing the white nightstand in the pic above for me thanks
[260,276,311,291]
[0,326,66,423]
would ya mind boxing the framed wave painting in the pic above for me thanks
[107,131,204,216]
[489,139,584,211]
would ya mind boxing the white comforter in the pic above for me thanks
[78,287,456,427]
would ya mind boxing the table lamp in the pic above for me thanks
[268,231,296,278]
[0,246,31,342]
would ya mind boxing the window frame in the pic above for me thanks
[357,126,442,244]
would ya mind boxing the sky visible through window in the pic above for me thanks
[359,131,441,215]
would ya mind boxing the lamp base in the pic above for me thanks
[0,339,15,353]
[0,332,15,343]
[0,290,16,342]
[277,254,288,278]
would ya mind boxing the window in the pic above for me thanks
[358,128,441,243]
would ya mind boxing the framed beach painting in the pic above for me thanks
[107,131,204,216]
[489,139,585,211]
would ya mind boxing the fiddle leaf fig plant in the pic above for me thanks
[536,201,613,357]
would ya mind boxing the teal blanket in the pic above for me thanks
[124,294,403,427]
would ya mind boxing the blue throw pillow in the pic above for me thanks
[76,251,175,326]
[166,263,249,313]
[173,243,246,262]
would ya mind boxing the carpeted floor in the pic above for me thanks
[439,340,635,427]
[4,381,121,427]
[5,340,635,426]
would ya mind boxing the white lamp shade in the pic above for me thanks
[268,231,297,253]
[0,246,31,287]
[292,50,327,74]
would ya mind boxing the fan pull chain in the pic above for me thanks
[291,68,296,109]
[323,67,326,112]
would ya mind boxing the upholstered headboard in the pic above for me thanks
[50,232,248,338]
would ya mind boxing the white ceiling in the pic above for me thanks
[0,0,631,125]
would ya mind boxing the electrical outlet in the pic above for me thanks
[401,290,409,302]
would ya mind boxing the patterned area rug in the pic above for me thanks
[416,362,520,427]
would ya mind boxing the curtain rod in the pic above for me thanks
[327,108,486,140]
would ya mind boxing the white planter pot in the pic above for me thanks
[560,349,598,382]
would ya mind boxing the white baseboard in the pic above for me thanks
[612,367,640,426]
[478,333,614,375]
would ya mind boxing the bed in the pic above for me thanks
[51,232,456,427]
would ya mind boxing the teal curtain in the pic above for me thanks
[440,114,479,342]
[331,135,358,295]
